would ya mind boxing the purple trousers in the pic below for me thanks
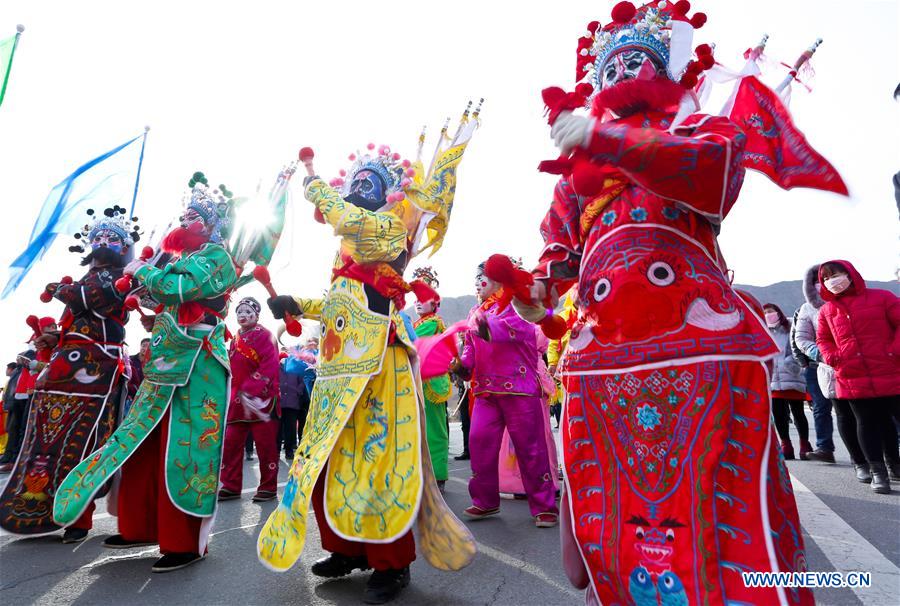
[468,393,558,516]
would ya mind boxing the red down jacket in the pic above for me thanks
[816,260,900,400]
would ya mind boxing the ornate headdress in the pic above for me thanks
[576,1,712,92]
[329,144,412,206]
[69,205,141,255]
[411,266,439,289]
[184,171,236,244]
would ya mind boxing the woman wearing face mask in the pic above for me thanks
[764,304,812,460]
[816,260,900,494]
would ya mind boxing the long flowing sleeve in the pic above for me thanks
[585,115,747,221]
[304,179,407,263]
[133,245,237,304]
[290,297,325,321]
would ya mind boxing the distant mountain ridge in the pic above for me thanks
[412,280,899,325]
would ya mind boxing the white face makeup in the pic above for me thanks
[415,300,436,316]
[236,304,259,328]
[475,272,500,301]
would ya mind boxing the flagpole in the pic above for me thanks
[775,38,823,94]
[0,25,24,107]
[130,126,150,215]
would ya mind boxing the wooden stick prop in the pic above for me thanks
[482,254,568,340]
[775,38,822,94]
[115,245,154,292]
[252,265,302,336]
[39,276,72,303]
[298,147,326,225]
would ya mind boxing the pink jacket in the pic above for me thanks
[461,301,542,398]
[816,260,900,400]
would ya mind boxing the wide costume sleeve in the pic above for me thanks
[533,177,583,299]
[304,178,407,264]
[133,244,237,303]
[482,306,539,344]
[584,115,747,221]
[53,270,124,317]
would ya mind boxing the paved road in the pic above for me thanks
[1,418,898,605]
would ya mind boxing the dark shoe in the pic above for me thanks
[454,452,470,461]
[798,440,814,460]
[252,490,277,502]
[870,463,891,494]
[245,452,254,461]
[363,567,411,604]
[806,449,836,463]
[102,534,157,549]
[887,461,900,482]
[437,480,446,494]
[217,488,241,501]
[463,505,499,520]
[62,527,89,544]
[151,552,204,573]
[854,464,873,484]
[780,441,795,461]
[310,552,371,578]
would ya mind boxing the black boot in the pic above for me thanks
[870,462,891,494]
[854,464,873,484]
[102,534,157,549]
[310,552,370,578]
[151,552,204,573]
[62,527,89,544]
[363,567,411,604]
[887,460,900,482]
[454,451,470,461]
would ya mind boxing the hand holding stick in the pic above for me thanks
[115,245,155,292]
[252,265,303,337]
[299,147,326,225]
[40,276,72,303]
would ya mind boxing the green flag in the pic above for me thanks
[0,26,23,108]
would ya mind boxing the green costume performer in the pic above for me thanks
[412,266,452,483]
[54,175,248,571]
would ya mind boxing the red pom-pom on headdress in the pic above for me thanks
[673,0,691,15]
[695,43,713,57]
[298,147,315,162]
[690,13,707,28]
[610,1,636,24]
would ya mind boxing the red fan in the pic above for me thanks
[415,321,467,379]
[253,265,302,337]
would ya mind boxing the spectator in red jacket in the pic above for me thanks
[816,260,900,494]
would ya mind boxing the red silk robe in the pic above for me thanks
[538,112,812,606]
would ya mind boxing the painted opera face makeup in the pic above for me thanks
[600,49,665,89]
[180,208,209,235]
[475,270,500,302]
[90,229,124,254]
[236,304,259,329]
[346,169,387,212]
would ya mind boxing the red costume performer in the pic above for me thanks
[512,2,846,604]
[220,296,281,502]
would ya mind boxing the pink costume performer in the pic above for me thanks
[219,297,281,502]
[459,261,558,527]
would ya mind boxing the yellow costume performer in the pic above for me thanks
[258,102,481,604]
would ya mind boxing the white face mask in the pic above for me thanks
[764,312,780,327]
[824,274,851,295]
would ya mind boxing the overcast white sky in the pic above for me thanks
[0,0,897,360]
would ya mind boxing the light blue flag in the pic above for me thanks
[3,131,148,298]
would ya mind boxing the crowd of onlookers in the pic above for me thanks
[765,260,900,494]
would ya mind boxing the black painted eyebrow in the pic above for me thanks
[659,517,686,528]
[626,515,650,525]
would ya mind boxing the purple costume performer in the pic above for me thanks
[459,262,559,527]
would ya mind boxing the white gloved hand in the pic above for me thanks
[124,259,147,276]
[550,112,594,155]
